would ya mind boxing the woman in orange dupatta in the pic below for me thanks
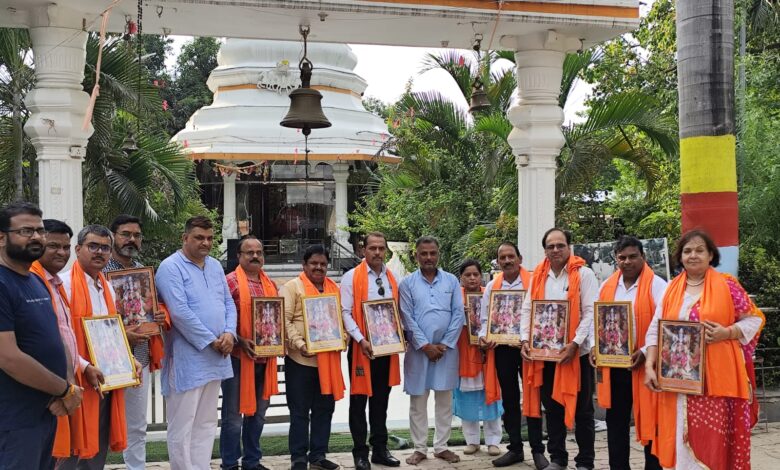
[453,260,504,456]
[644,230,764,470]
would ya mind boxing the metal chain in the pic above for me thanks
[136,0,143,134]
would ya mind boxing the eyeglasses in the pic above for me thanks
[240,250,264,258]
[545,243,568,251]
[5,227,47,238]
[85,243,112,254]
[376,277,386,296]
[116,231,143,240]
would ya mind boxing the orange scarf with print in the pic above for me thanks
[350,261,401,396]
[68,261,127,457]
[522,256,585,429]
[299,273,346,401]
[596,264,657,445]
[482,269,531,404]
[457,287,483,379]
[653,268,759,468]
[235,266,280,415]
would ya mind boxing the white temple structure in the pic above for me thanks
[172,39,397,261]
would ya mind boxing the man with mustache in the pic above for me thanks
[399,236,463,466]
[0,202,82,470]
[156,216,237,470]
[104,214,166,470]
[60,225,130,470]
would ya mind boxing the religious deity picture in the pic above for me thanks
[302,294,346,353]
[486,290,525,345]
[465,293,483,346]
[529,300,570,361]
[657,320,705,394]
[105,266,160,336]
[595,301,634,368]
[362,299,406,357]
[253,297,285,357]
[82,316,140,392]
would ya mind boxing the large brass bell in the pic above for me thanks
[469,81,491,114]
[280,26,332,133]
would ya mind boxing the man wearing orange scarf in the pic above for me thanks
[282,245,344,470]
[520,228,598,470]
[478,242,547,469]
[60,225,128,470]
[221,235,278,470]
[589,236,664,470]
[340,232,401,470]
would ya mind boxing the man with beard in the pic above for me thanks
[105,214,166,470]
[60,225,131,470]
[0,202,82,469]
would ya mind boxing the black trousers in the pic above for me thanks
[285,358,335,464]
[541,355,595,469]
[347,343,392,457]
[494,345,545,454]
[605,368,662,470]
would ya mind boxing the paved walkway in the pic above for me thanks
[108,423,780,469]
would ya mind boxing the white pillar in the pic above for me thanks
[24,25,93,234]
[332,163,351,251]
[221,172,238,255]
[501,31,582,268]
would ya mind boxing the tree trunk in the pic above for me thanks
[677,0,739,275]
[12,91,24,201]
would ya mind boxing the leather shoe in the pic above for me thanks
[492,450,524,467]
[354,456,371,470]
[542,463,566,470]
[371,449,401,467]
[532,453,550,470]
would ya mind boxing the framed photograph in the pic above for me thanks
[595,301,634,368]
[253,297,285,357]
[465,293,483,346]
[302,294,346,353]
[105,267,160,336]
[82,316,140,392]
[362,299,406,357]
[657,320,705,395]
[529,300,570,361]
[486,290,526,345]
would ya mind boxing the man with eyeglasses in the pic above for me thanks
[104,214,167,470]
[60,225,132,470]
[519,228,598,470]
[220,235,278,470]
[0,202,82,469]
[340,232,402,470]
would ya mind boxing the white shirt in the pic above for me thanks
[340,264,394,343]
[599,272,668,354]
[520,264,599,356]
[478,273,525,338]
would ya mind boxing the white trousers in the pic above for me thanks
[409,390,452,454]
[166,380,221,470]
[461,418,503,446]
[122,366,151,470]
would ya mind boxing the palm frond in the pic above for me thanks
[397,91,469,140]
[560,49,603,108]
[419,51,475,99]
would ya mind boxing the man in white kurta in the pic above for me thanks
[399,237,463,465]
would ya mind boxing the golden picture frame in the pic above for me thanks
[595,301,634,368]
[465,293,483,346]
[529,300,570,362]
[82,315,140,392]
[105,266,161,336]
[657,319,705,395]
[253,297,286,357]
[362,299,406,357]
[302,294,346,353]
[486,289,526,345]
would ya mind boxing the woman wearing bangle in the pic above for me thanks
[643,230,764,470]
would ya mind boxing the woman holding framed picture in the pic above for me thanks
[643,230,764,470]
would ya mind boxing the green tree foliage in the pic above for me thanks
[164,37,220,135]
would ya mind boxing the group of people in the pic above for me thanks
[0,199,764,470]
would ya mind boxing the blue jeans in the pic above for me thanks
[220,357,270,469]
[0,414,56,470]
[284,358,335,464]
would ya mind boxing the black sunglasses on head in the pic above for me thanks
[376,277,387,296]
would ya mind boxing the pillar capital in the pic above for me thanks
[499,30,583,54]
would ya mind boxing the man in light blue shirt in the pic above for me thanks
[155,216,237,470]
[399,236,463,466]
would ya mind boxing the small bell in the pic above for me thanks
[469,82,491,114]
[121,133,139,154]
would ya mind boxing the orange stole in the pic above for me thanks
[298,273,346,401]
[349,261,401,396]
[483,269,531,404]
[653,268,758,468]
[234,266,280,415]
[457,286,484,379]
[595,264,658,445]
[521,257,585,429]
[68,261,127,457]
[148,303,170,373]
